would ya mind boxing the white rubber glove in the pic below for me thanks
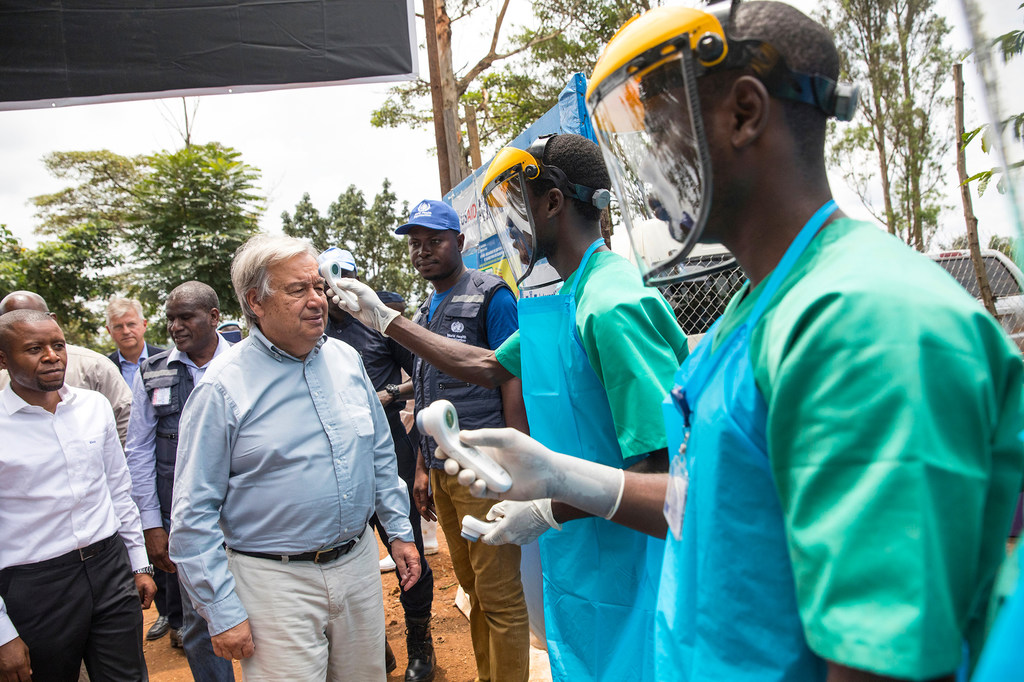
[327,277,400,335]
[481,499,561,545]
[438,427,625,520]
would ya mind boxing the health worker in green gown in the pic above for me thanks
[327,133,689,681]
[434,2,1024,682]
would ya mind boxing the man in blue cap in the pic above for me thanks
[394,200,532,682]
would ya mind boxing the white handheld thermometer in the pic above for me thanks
[460,515,498,542]
[416,399,513,493]
[317,250,360,311]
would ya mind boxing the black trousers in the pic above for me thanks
[0,535,146,682]
[372,410,434,620]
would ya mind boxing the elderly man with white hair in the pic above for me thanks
[169,234,421,681]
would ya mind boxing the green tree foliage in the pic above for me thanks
[17,144,262,343]
[820,0,953,251]
[282,180,427,306]
[6,151,141,343]
[372,1,654,165]
[127,142,262,317]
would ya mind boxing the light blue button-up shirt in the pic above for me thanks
[116,346,150,386]
[124,335,233,530]
[169,327,413,635]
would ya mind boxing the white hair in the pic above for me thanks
[231,234,318,328]
[105,297,145,327]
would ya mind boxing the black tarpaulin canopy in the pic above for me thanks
[0,0,417,111]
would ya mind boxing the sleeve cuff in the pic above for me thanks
[128,546,151,572]
[200,591,250,637]
[140,509,164,530]
[385,518,415,544]
[0,614,18,648]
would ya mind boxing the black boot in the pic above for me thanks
[404,615,435,682]
[385,638,397,674]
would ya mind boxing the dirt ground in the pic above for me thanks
[142,524,547,681]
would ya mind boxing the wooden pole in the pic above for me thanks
[423,0,451,194]
[954,63,998,317]
[465,104,482,170]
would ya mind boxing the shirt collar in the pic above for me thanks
[249,326,326,363]
[116,344,149,366]
[1,384,72,415]
[167,334,232,369]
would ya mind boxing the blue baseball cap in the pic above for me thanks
[395,199,461,235]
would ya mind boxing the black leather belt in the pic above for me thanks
[231,529,364,565]
[3,534,119,572]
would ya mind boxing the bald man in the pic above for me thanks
[0,291,132,445]
[0,309,155,681]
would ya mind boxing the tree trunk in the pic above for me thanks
[465,103,482,170]
[433,1,468,189]
[423,0,452,194]
[953,63,998,317]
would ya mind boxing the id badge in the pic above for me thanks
[663,432,689,541]
[151,386,172,407]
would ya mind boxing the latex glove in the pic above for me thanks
[482,499,561,545]
[327,277,400,335]
[438,427,625,520]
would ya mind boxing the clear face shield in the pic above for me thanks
[590,48,717,286]
[481,149,562,291]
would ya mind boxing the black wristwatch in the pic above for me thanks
[384,384,402,399]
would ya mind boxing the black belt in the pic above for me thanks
[230,529,364,565]
[3,534,119,572]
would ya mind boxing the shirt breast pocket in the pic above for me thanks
[336,394,375,438]
[441,301,481,342]
[144,374,181,417]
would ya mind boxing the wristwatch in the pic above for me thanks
[134,565,155,575]
[385,384,402,399]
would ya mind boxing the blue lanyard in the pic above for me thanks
[676,200,838,425]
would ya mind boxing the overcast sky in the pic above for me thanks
[1,0,1020,251]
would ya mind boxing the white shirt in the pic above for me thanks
[0,385,148,646]
[125,336,232,530]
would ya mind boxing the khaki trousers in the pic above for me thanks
[432,468,531,682]
[227,529,386,681]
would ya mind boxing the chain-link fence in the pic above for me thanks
[656,252,745,336]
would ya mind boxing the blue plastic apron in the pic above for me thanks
[656,201,837,681]
[520,238,663,682]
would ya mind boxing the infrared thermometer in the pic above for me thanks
[416,399,513,493]
[318,249,360,311]
[460,515,498,542]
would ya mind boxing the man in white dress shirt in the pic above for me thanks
[0,309,156,682]
[0,291,132,446]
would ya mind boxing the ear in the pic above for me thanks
[545,187,565,218]
[210,308,221,326]
[728,75,771,148]
[456,232,466,253]
[245,289,264,321]
[0,350,7,371]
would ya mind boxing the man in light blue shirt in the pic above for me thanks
[170,235,420,681]
[124,281,235,678]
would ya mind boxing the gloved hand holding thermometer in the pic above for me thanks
[323,271,400,335]
[460,499,563,545]
[425,406,627,522]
